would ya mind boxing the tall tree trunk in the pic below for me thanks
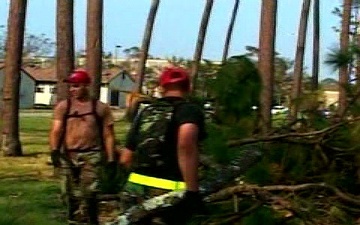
[1,0,27,156]
[136,0,160,94]
[191,0,214,94]
[56,0,74,102]
[222,0,240,63]
[258,0,277,134]
[312,0,320,91]
[338,0,352,116]
[86,0,103,100]
[290,0,311,120]
[356,6,360,91]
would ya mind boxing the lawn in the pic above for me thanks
[0,110,130,225]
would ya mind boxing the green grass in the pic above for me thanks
[0,110,130,225]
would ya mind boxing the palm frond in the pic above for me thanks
[325,47,353,71]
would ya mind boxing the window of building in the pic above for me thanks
[36,87,44,93]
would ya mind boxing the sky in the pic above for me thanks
[0,0,343,80]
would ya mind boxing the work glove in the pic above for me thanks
[105,161,118,177]
[157,191,207,225]
[51,149,62,168]
[181,191,205,213]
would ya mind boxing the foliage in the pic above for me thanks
[242,206,280,225]
[0,25,55,58]
[208,55,261,127]
[324,46,354,72]
[23,33,55,57]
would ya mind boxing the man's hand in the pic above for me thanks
[119,148,133,168]
[51,149,62,167]
[181,191,204,210]
[161,191,206,224]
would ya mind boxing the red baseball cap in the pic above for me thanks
[159,67,190,90]
[64,70,91,84]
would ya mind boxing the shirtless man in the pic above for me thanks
[49,69,115,225]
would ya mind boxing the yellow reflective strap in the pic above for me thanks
[128,173,186,190]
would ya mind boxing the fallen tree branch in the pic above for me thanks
[227,116,360,147]
[206,183,360,206]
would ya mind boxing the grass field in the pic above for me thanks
[0,111,130,225]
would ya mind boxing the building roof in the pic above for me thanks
[24,65,57,81]
[0,64,134,84]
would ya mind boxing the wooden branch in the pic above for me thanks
[206,183,360,206]
[227,116,360,147]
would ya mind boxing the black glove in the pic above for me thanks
[181,191,205,212]
[160,191,206,225]
[51,149,62,168]
[104,161,118,178]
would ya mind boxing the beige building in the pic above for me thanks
[323,90,339,107]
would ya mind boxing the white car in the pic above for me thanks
[271,105,288,114]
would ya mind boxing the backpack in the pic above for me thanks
[133,99,182,170]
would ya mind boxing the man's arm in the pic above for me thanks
[177,123,199,192]
[49,102,67,167]
[102,105,116,162]
[49,101,66,151]
[49,119,64,151]
[103,123,115,162]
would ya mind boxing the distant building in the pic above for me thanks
[0,64,135,109]
[0,64,36,109]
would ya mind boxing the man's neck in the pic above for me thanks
[162,90,185,98]
[72,95,91,103]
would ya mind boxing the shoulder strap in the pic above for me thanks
[56,99,71,151]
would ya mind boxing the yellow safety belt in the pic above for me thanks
[128,172,186,190]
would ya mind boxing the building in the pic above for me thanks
[0,64,135,109]
[0,64,36,109]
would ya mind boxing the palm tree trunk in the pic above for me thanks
[338,0,353,116]
[86,0,103,100]
[290,0,311,120]
[353,3,360,90]
[222,0,240,63]
[1,0,27,156]
[312,0,320,91]
[258,0,277,133]
[136,0,160,94]
[191,0,214,94]
[56,0,74,102]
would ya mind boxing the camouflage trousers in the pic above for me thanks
[60,151,102,224]
[107,182,187,225]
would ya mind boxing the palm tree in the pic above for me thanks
[353,1,360,90]
[135,0,160,94]
[222,0,240,63]
[258,0,278,133]
[56,0,74,102]
[86,0,103,100]
[191,0,214,94]
[338,0,353,116]
[290,0,311,119]
[123,46,141,59]
[1,0,27,156]
[312,0,320,91]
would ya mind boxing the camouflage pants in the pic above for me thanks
[107,182,187,225]
[60,151,102,224]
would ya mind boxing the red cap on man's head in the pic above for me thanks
[64,70,91,84]
[159,67,190,90]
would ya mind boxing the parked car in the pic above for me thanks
[319,109,332,118]
[271,105,288,114]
